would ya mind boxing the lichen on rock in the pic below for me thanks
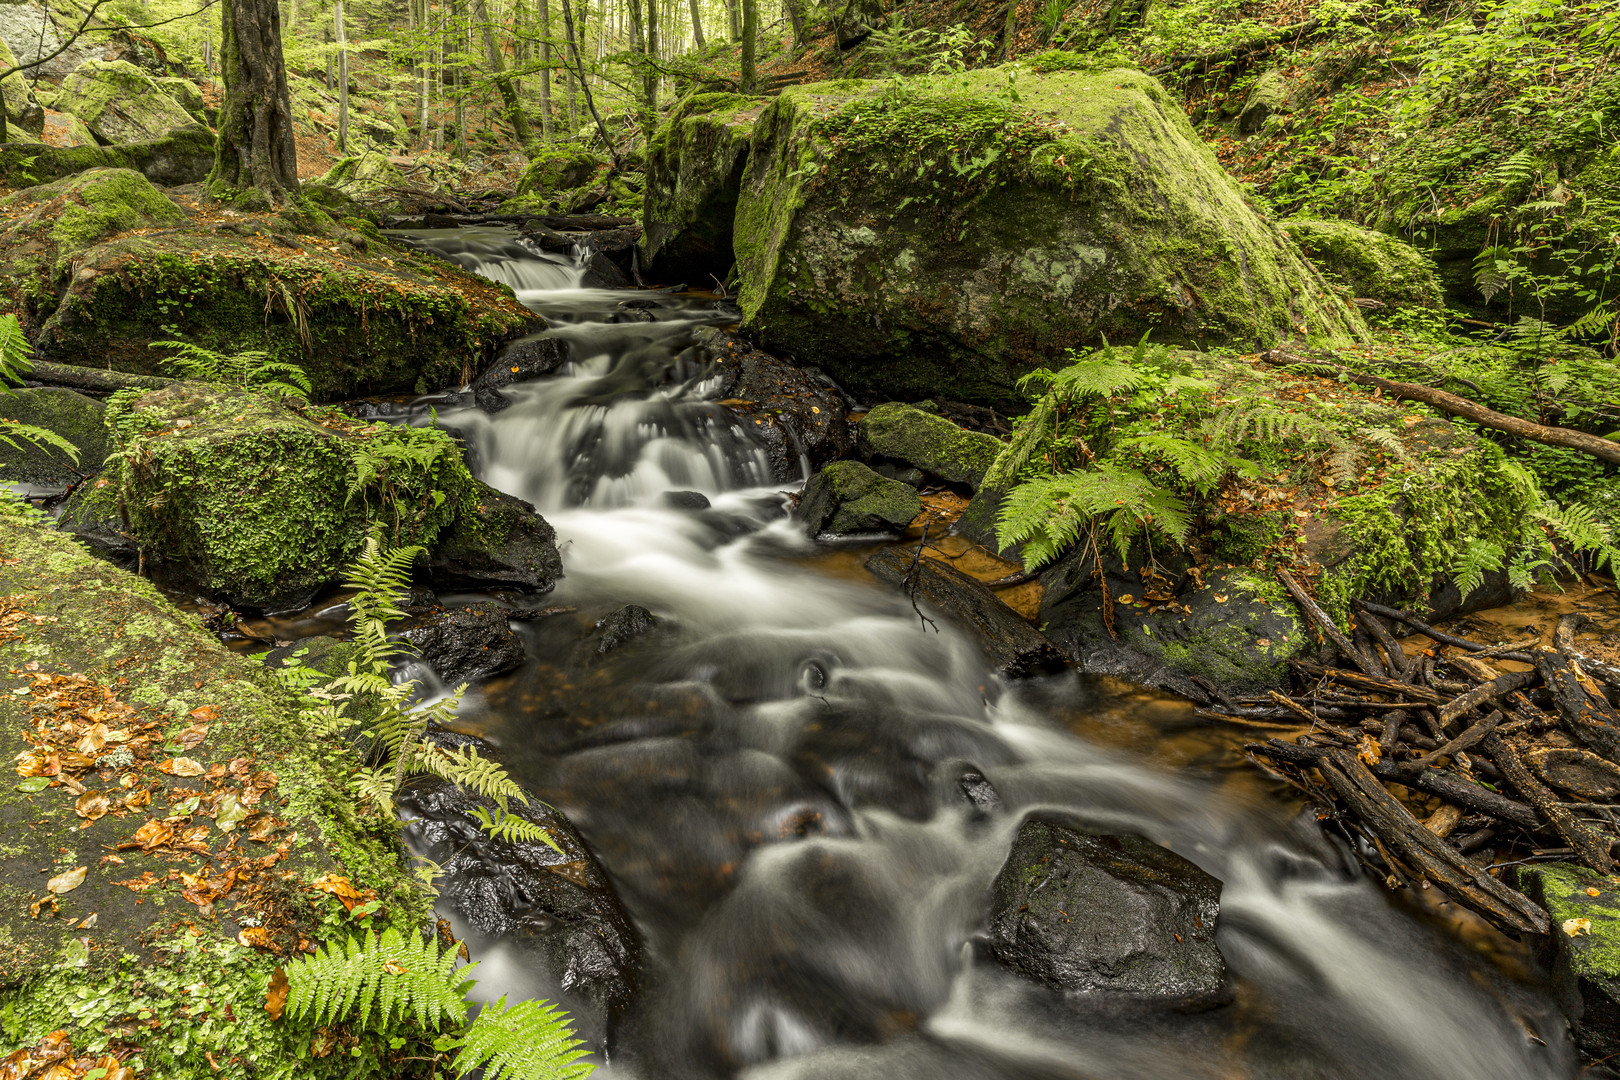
[56,58,205,145]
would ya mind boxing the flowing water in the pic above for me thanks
[388,227,1575,1080]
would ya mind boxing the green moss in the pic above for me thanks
[1519,862,1620,978]
[1209,510,1291,564]
[1283,218,1444,309]
[55,60,200,144]
[640,93,767,276]
[516,148,607,196]
[0,387,107,486]
[801,459,923,534]
[0,128,216,188]
[857,403,1003,491]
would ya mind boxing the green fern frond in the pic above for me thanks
[284,927,474,1032]
[412,742,532,811]
[148,340,311,400]
[995,463,1190,568]
[981,396,1058,491]
[0,314,33,390]
[1357,426,1411,462]
[1119,433,1231,494]
[451,996,594,1080]
[1451,538,1507,600]
[1046,356,1145,401]
[0,419,79,464]
[469,806,566,854]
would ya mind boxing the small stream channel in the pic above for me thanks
[299,227,1575,1079]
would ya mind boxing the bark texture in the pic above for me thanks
[211,0,300,199]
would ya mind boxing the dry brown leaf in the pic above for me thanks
[73,792,111,821]
[175,725,209,750]
[123,789,150,811]
[189,705,218,722]
[47,866,87,894]
[265,966,289,1017]
[28,895,57,919]
[311,873,368,911]
[75,723,110,755]
[158,757,204,777]
[126,819,172,851]
[240,926,282,954]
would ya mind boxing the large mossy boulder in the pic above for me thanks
[315,150,406,193]
[427,479,563,593]
[641,93,766,282]
[858,402,1002,491]
[732,67,1365,404]
[0,191,540,400]
[0,387,108,487]
[57,59,204,144]
[102,382,560,610]
[0,38,44,135]
[0,127,217,187]
[1283,218,1444,309]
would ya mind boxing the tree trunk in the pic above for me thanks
[335,0,348,153]
[211,0,301,201]
[645,0,659,114]
[472,0,532,146]
[727,0,738,41]
[686,0,704,48]
[740,0,755,89]
[783,0,803,50]
[538,0,553,144]
[627,0,653,134]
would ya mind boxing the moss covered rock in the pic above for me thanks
[641,93,766,282]
[315,150,406,193]
[1518,862,1620,1058]
[40,108,97,148]
[796,459,922,535]
[154,75,208,124]
[427,479,563,593]
[0,515,426,1075]
[0,167,187,273]
[0,39,43,135]
[858,402,1002,492]
[731,66,1365,405]
[0,387,107,487]
[56,59,204,144]
[1236,68,1292,137]
[3,204,541,401]
[517,147,608,195]
[1283,218,1444,308]
[0,127,217,187]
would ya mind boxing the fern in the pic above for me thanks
[468,806,565,854]
[149,339,312,401]
[1119,433,1254,495]
[1451,538,1507,600]
[0,314,79,469]
[284,927,473,1032]
[996,463,1192,568]
[450,997,594,1080]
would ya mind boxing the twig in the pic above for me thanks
[1275,568,1380,676]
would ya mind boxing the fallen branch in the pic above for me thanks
[11,360,172,395]
[1275,568,1381,676]
[1263,350,1620,466]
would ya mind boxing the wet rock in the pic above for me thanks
[797,461,921,537]
[399,732,640,1045]
[696,326,850,481]
[1518,862,1620,1058]
[429,479,564,594]
[468,332,570,413]
[858,403,1003,493]
[865,548,1065,679]
[593,605,660,655]
[399,603,526,685]
[55,479,134,563]
[986,817,1226,1005]
[260,635,364,679]
[0,388,107,487]
[641,93,766,283]
[663,490,712,510]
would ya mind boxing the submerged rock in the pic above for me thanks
[697,325,849,480]
[1282,218,1444,309]
[399,603,526,685]
[732,66,1364,404]
[0,387,108,487]
[641,93,766,283]
[986,817,1226,1005]
[797,460,921,536]
[1519,863,1620,1058]
[865,547,1065,679]
[399,733,640,1046]
[428,480,563,594]
[858,403,1002,492]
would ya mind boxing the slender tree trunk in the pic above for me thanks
[211,0,301,200]
[323,24,332,88]
[558,0,617,163]
[739,0,755,89]
[538,0,553,144]
[562,0,577,134]
[472,0,531,145]
[645,0,658,113]
[784,0,803,49]
[627,0,653,135]
[335,0,348,152]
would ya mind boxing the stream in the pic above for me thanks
[371,227,1574,1080]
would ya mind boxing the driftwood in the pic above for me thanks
[1263,350,1620,466]
[1276,568,1381,675]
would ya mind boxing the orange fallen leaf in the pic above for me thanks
[158,757,204,777]
[265,966,290,1017]
[189,705,218,722]
[175,724,209,750]
[311,874,368,911]
[47,866,87,894]
[74,792,111,821]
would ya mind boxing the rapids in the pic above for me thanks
[388,226,1574,1080]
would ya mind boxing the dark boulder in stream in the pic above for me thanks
[399,602,526,685]
[428,479,564,594]
[865,547,1065,679]
[695,325,850,481]
[986,818,1227,1007]
[797,461,921,536]
[399,733,641,1046]
[468,332,570,412]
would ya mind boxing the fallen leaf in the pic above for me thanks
[265,967,289,1017]
[123,789,151,810]
[214,793,247,832]
[47,866,87,894]
[241,926,282,954]
[29,895,57,918]
[75,913,97,929]
[15,776,51,793]
[1565,917,1592,937]
[1588,887,1603,897]
[74,792,111,821]
[189,705,217,722]
[159,757,204,777]
[175,724,209,750]
[311,874,367,911]
[75,723,110,754]
[382,959,407,975]
[126,819,173,851]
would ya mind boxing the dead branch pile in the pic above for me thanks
[1236,573,1620,936]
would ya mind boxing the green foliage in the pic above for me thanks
[149,339,313,401]
[0,314,79,469]
[286,927,472,1032]
[447,997,594,1080]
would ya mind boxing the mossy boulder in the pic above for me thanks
[1283,218,1444,309]
[1518,863,1620,1058]
[0,39,44,135]
[516,147,608,195]
[857,403,1002,492]
[0,514,428,1074]
[5,208,541,401]
[41,108,97,148]
[641,93,766,282]
[796,459,922,536]
[57,59,204,144]
[315,150,405,193]
[0,167,187,273]
[0,387,108,487]
[731,66,1365,405]
[0,127,217,187]
[153,75,208,124]
[1236,68,1292,136]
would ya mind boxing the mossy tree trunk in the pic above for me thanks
[740,0,756,89]
[472,0,532,148]
[686,0,705,48]
[211,0,301,202]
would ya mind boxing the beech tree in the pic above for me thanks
[210,0,300,202]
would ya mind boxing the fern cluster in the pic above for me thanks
[0,314,80,497]
[149,339,313,401]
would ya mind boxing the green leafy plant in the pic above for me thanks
[0,313,78,518]
[283,928,593,1080]
[149,339,313,401]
